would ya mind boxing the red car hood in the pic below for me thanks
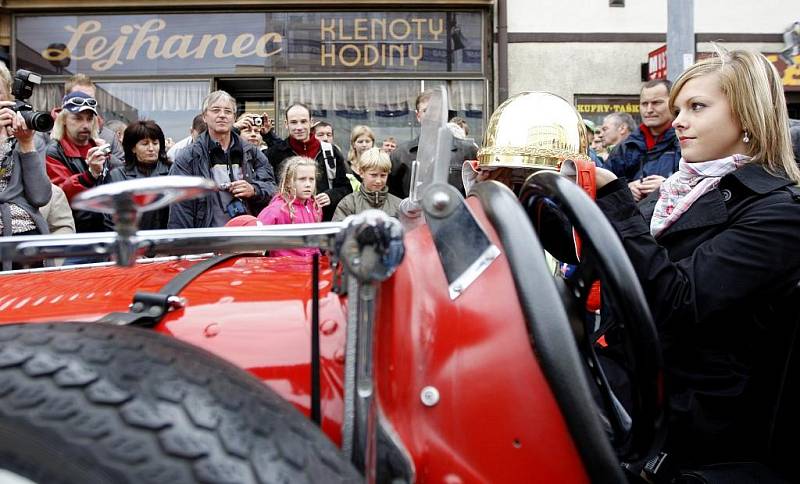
[0,255,348,446]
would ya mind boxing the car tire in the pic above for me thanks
[0,322,360,484]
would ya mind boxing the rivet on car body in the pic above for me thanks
[320,319,338,335]
[203,323,221,337]
[420,386,440,407]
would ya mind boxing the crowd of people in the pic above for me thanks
[0,68,482,266]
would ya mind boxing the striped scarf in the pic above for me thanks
[650,154,750,238]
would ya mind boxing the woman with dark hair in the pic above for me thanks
[104,120,171,230]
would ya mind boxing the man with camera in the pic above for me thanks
[0,63,52,270]
[168,90,277,229]
[45,90,111,234]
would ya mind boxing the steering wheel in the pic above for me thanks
[519,170,665,464]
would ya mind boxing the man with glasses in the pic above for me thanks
[45,91,111,234]
[168,90,277,229]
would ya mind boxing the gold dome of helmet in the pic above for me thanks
[478,91,591,170]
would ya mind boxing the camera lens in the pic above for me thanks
[20,111,54,132]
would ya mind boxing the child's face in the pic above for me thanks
[362,168,389,192]
[354,135,373,155]
[293,165,316,200]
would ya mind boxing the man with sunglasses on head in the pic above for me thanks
[45,91,111,234]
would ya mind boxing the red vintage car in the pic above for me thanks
[0,90,793,484]
[0,168,667,484]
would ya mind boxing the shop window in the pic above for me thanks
[277,79,484,150]
[95,81,210,142]
[31,80,209,143]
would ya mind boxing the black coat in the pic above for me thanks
[266,139,351,221]
[596,164,800,464]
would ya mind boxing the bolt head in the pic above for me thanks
[420,386,440,407]
[431,191,451,211]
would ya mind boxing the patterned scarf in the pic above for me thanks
[650,154,750,238]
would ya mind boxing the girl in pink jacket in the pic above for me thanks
[257,156,322,257]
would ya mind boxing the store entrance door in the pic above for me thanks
[215,77,276,127]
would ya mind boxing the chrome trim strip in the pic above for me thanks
[448,243,500,299]
[0,224,346,266]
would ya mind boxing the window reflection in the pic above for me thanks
[276,79,485,148]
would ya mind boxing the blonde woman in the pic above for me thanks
[593,49,800,467]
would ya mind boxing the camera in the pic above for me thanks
[99,145,112,156]
[10,70,54,132]
[251,116,263,127]
[225,199,248,218]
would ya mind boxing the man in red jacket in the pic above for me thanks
[45,91,111,233]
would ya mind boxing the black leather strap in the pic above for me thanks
[96,253,247,327]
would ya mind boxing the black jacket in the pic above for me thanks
[167,131,276,229]
[266,139,351,221]
[596,164,800,464]
[104,160,172,231]
[389,135,478,198]
[605,126,681,180]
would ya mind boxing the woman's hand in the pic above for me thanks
[595,167,618,189]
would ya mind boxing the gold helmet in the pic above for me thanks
[478,91,590,170]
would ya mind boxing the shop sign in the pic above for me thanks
[574,95,641,126]
[14,12,483,76]
[765,53,800,91]
[648,44,667,80]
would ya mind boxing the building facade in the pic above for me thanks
[504,0,799,126]
[0,0,492,144]
[1,1,798,145]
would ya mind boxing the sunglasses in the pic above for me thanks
[64,97,98,108]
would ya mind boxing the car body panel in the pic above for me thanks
[374,197,589,483]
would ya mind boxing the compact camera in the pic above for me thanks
[98,145,112,156]
[251,116,263,127]
[10,70,54,132]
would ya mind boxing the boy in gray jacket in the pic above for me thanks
[333,148,401,221]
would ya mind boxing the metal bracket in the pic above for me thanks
[96,292,185,327]
[422,183,500,299]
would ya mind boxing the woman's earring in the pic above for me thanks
[743,129,750,144]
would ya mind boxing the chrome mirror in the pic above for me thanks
[71,176,218,265]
